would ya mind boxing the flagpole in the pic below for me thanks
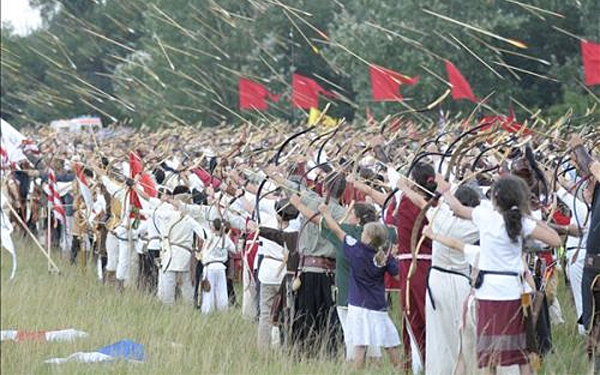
[47,200,52,272]
[289,27,295,125]
[6,200,60,273]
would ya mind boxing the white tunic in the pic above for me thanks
[425,202,479,375]
[472,200,536,301]
[160,210,209,272]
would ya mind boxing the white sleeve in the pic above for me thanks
[229,197,247,214]
[137,220,148,237]
[470,204,486,230]
[187,172,205,191]
[140,197,161,211]
[426,203,445,223]
[259,199,277,217]
[557,187,589,225]
[182,203,208,222]
[387,167,401,190]
[464,244,480,267]
[224,211,247,231]
[101,176,122,196]
[187,216,209,239]
[226,237,236,253]
[522,217,537,237]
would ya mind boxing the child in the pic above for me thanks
[439,175,561,375]
[201,218,236,314]
[290,195,393,361]
[318,203,401,369]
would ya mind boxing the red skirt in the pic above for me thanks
[476,299,529,368]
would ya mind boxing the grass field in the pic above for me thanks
[0,237,590,374]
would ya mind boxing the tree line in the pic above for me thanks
[1,0,599,128]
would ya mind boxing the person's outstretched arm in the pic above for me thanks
[423,225,465,252]
[318,203,345,241]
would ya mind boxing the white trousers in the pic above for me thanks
[336,306,382,360]
[425,268,471,375]
[567,248,586,334]
[157,270,194,305]
[257,284,279,349]
[60,216,73,255]
[242,262,257,319]
[201,268,228,314]
[105,232,119,272]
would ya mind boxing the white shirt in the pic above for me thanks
[471,200,536,300]
[557,187,589,251]
[257,226,295,285]
[428,202,479,272]
[202,233,235,270]
[160,210,209,272]
[89,193,106,225]
[101,175,132,224]
[252,198,301,231]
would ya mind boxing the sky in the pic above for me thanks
[1,0,42,35]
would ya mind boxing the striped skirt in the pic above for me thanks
[476,299,529,368]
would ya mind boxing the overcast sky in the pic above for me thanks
[1,0,42,35]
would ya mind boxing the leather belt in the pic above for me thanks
[302,256,335,271]
[396,253,432,261]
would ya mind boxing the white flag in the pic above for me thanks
[0,118,27,163]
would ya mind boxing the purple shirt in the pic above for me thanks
[344,235,399,311]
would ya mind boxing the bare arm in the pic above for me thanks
[437,175,473,220]
[423,225,465,252]
[350,176,388,206]
[318,203,345,241]
[396,176,427,210]
[289,194,320,224]
[549,222,584,237]
[529,220,562,248]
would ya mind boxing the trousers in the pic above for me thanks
[157,270,194,305]
[257,283,279,349]
[105,232,119,272]
[567,248,585,334]
[201,267,228,314]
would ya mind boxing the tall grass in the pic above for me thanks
[0,238,589,374]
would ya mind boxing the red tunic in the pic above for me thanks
[387,195,431,368]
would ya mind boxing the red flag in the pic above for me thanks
[238,78,280,110]
[192,167,221,189]
[74,163,93,210]
[581,40,600,86]
[128,152,156,210]
[129,151,144,178]
[369,64,419,101]
[292,74,336,109]
[478,114,532,136]
[445,60,477,102]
